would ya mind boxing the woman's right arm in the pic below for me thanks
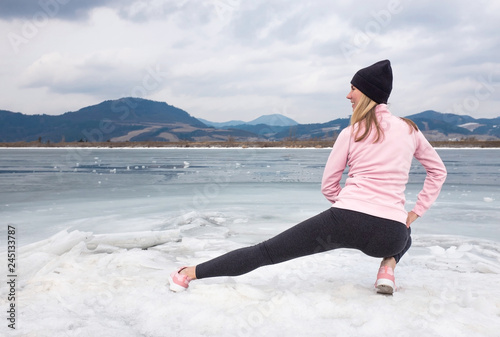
[321,128,350,204]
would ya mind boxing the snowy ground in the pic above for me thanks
[4,215,500,337]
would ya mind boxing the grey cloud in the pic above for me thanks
[228,3,274,45]
[0,0,121,20]
[24,72,141,97]
[164,1,213,28]
[0,0,215,24]
[116,1,211,24]
[20,55,165,99]
[227,1,320,45]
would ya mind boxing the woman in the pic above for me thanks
[169,60,447,294]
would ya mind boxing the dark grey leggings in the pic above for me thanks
[196,208,411,279]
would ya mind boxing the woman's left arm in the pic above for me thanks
[412,131,447,216]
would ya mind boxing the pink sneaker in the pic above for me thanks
[169,267,192,292]
[375,266,395,294]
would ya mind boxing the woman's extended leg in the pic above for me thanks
[176,208,410,283]
[194,208,343,279]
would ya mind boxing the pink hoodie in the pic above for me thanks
[321,104,447,224]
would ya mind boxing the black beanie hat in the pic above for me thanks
[350,60,392,104]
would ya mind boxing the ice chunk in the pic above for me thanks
[19,230,93,256]
[86,229,181,250]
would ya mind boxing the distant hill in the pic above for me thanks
[197,118,246,128]
[221,118,349,140]
[0,98,260,143]
[406,110,500,140]
[64,98,206,126]
[0,99,498,143]
[200,114,298,128]
[247,114,298,126]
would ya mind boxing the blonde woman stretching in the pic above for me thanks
[169,60,447,294]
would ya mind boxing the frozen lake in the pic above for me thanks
[0,147,499,336]
[1,147,499,245]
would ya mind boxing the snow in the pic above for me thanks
[4,228,500,337]
[458,123,484,131]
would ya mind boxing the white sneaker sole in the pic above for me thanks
[168,275,188,292]
[376,278,395,294]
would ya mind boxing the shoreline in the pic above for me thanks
[1,140,500,149]
[1,146,499,151]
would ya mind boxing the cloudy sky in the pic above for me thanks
[1,0,499,123]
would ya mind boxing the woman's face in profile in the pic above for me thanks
[346,85,362,110]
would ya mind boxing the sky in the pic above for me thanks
[0,0,499,124]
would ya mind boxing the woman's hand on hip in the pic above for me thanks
[406,211,419,228]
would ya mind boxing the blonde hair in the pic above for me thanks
[350,93,380,142]
[350,92,418,143]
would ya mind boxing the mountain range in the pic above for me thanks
[0,97,499,143]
